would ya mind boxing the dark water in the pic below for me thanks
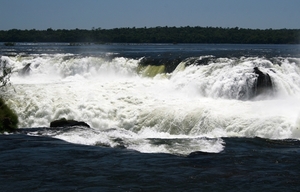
[0,134,299,191]
[2,43,300,58]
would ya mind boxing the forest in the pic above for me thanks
[0,26,299,44]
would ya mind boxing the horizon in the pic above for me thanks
[2,25,300,31]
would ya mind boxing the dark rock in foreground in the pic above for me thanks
[50,118,90,128]
[0,98,18,133]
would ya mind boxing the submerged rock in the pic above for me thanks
[187,151,216,158]
[50,118,90,128]
[253,67,273,97]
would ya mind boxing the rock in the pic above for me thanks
[50,118,90,128]
[253,67,273,97]
[19,63,31,76]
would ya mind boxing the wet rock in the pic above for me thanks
[253,67,273,97]
[19,63,31,76]
[50,118,90,128]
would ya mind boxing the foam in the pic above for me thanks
[3,54,300,155]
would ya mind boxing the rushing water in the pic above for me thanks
[1,43,300,191]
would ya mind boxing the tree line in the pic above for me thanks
[1,26,299,44]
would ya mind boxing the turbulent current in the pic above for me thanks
[1,43,300,156]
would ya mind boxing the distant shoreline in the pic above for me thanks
[1,26,300,44]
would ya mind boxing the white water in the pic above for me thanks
[2,54,300,155]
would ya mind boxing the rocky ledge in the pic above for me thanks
[50,118,90,128]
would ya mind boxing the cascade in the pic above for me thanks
[1,53,300,155]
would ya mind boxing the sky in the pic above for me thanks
[1,0,300,30]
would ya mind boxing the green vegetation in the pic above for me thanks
[0,59,18,132]
[0,26,299,44]
[0,98,18,132]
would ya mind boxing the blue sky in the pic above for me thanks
[1,0,299,30]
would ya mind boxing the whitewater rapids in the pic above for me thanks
[1,53,300,155]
